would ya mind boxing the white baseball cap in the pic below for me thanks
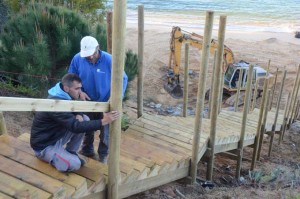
[80,36,99,57]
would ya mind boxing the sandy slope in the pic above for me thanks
[124,23,300,109]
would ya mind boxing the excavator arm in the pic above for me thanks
[165,26,235,98]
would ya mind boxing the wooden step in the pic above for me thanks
[0,171,51,198]
[0,134,107,196]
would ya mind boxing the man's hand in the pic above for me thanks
[75,114,84,122]
[79,92,91,101]
[101,111,120,125]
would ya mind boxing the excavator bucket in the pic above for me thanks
[164,82,183,99]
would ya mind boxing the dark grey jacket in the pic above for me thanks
[30,82,102,151]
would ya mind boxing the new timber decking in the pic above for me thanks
[0,108,285,198]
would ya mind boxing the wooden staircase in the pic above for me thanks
[0,108,285,198]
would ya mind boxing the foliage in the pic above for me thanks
[0,81,37,97]
[123,49,138,101]
[0,3,93,94]
[4,0,107,23]
[0,0,9,33]
[121,113,129,130]
[124,49,138,82]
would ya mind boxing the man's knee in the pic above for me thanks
[51,153,81,172]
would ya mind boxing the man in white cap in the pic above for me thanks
[68,36,128,163]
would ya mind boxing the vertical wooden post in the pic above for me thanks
[106,11,113,54]
[207,15,227,181]
[251,79,259,111]
[183,43,190,117]
[279,92,291,144]
[251,78,269,170]
[294,100,300,120]
[234,70,244,111]
[269,68,279,110]
[292,100,300,122]
[257,90,271,160]
[208,51,217,118]
[268,69,286,156]
[218,71,224,113]
[137,5,144,118]
[0,112,7,135]
[287,64,300,125]
[236,64,254,179]
[191,11,214,184]
[108,0,127,198]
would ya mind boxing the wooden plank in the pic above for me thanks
[134,121,193,143]
[0,141,87,195]
[125,129,191,156]
[119,165,189,198]
[129,124,193,150]
[122,132,187,162]
[0,155,72,199]
[14,133,110,190]
[214,138,255,153]
[0,192,13,199]
[120,134,176,164]
[1,134,104,193]
[120,149,155,168]
[139,117,210,141]
[0,171,51,198]
[0,97,109,112]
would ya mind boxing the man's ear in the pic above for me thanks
[63,85,69,92]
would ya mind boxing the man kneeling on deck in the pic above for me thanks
[30,73,119,172]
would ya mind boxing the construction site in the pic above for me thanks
[1,3,300,199]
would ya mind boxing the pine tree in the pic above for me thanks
[0,3,92,93]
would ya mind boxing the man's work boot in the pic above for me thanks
[99,155,108,164]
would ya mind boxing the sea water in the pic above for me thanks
[106,0,300,33]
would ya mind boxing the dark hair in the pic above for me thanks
[61,73,82,87]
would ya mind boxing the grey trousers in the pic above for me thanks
[34,115,89,172]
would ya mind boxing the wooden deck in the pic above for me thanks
[0,108,285,198]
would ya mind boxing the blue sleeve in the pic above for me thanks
[68,56,78,74]
[122,71,128,97]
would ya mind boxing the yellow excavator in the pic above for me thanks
[165,26,270,99]
[165,26,235,98]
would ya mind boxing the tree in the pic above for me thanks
[0,3,106,95]
[4,0,106,23]
[0,0,9,33]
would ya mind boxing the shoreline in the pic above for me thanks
[126,22,300,44]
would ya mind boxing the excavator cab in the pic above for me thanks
[224,60,268,93]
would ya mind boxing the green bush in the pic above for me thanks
[123,49,138,101]
[0,3,108,96]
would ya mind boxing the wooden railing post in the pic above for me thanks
[137,5,144,118]
[106,11,113,54]
[236,64,253,179]
[0,112,7,135]
[251,78,269,170]
[208,51,217,118]
[287,64,300,125]
[269,68,279,110]
[257,90,271,160]
[108,0,127,198]
[191,11,214,184]
[279,92,291,144]
[183,43,190,117]
[207,15,227,181]
[268,69,286,156]
[234,69,244,111]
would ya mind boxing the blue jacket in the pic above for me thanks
[68,50,128,102]
[30,83,103,151]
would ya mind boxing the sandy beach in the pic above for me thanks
[124,21,300,108]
